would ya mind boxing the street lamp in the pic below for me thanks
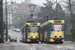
[29,4,36,21]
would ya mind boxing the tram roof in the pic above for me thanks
[41,20,65,27]
[21,22,40,30]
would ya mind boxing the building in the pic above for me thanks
[7,2,21,26]
[3,1,21,27]
[12,0,41,28]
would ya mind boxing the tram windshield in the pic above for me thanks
[28,27,38,32]
[51,24,64,31]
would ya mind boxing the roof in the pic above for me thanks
[41,20,65,27]
[21,22,40,30]
[16,3,32,13]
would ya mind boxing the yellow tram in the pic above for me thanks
[21,21,40,43]
[41,20,65,44]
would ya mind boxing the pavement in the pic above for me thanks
[0,29,75,50]
[0,42,75,50]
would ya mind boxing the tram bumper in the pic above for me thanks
[53,38,64,42]
[53,38,63,40]
[29,38,39,42]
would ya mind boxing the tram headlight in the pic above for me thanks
[33,36,35,38]
[55,36,57,37]
[35,37,37,38]
[31,36,37,38]
[59,36,62,37]
[31,36,33,38]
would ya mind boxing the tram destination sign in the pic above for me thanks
[54,21,61,23]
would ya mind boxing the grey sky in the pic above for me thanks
[7,0,46,6]
[7,0,61,6]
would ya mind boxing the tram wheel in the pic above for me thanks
[36,42,39,43]
[41,41,43,43]
[60,42,63,44]
[23,41,24,43]
[43,40,46,43]
[23,41,27,43]
[44,39,47,43]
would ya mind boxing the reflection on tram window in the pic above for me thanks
[28,27,38,32]
[51,24,64,31]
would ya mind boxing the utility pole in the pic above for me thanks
[5,0,8,42]
[0,0,4,43]
[47,16,49,21]
[29,4,36,21]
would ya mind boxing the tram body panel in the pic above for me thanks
[41,20,65,44]
[21,22,40,43]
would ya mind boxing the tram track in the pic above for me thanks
[30,43,57,50]
[9,45,15,50]
[50,44,73,50]
[30,43,70,50]
[30,44,38,50]
[24,42,74,50]
[43,43,58,50]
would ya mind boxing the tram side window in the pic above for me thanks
[27,27,39,32]
[24,28,25,34]
[28,27,30,32]
[43,26,45,33]
[51,24,64,31]
[62,25,64,31]
[37,27,39,32]
[24,28,26,38]
[47,24,50,31]
[25,26,27,32]
[42,27,44,33]
[44,25,47,38]
[51,25,53,31]
[45,25,47,32]
[42,26,45,37]
[22,29,24,34]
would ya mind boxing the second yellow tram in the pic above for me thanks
[41,20,65,44]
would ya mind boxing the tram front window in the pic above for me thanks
[51,24,64,31]
[28,27,38,32]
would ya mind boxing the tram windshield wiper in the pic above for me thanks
[58,26,62,32]
[34,29,37,33]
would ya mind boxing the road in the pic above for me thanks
[0,29,75,50]
[8,29,22,42]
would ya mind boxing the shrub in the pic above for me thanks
[71,28,75,39]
